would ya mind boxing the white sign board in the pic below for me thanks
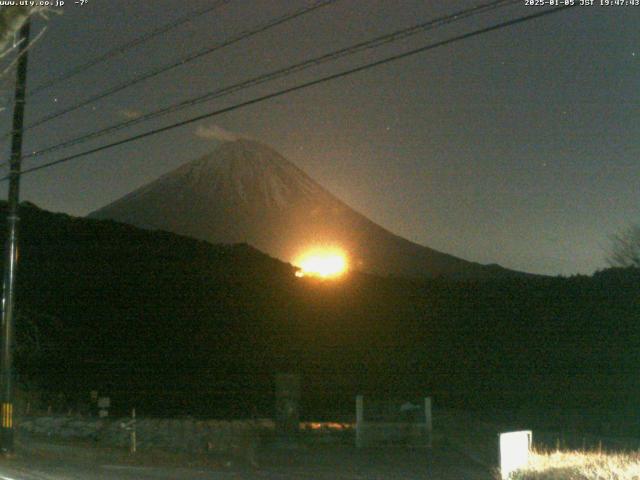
[499,430,532,479]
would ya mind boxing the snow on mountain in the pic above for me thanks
[90,139,522,279]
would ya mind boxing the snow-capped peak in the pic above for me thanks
[173,139,325,209]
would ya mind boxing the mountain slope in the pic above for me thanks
[90,139,523,279]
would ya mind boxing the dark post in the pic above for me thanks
[1,19,31,454]
[274,373,301,446]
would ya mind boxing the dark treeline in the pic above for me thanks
[3,203,639,430]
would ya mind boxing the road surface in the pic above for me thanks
[0,443,493,479]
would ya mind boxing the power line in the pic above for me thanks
[1,5,575,182]
[22,0,520,162]
[19,0,338,133]
[28,0,233,95]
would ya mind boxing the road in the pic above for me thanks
[0,443,492,479]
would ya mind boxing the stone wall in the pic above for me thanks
[17,415,274,457]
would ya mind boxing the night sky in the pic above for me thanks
[0,0,638,276]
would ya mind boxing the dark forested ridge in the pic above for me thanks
[3,203,639,426]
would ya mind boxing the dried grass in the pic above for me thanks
[510,449,640,480]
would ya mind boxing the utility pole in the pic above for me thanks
[1,18,31,455]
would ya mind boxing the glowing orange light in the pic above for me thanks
[300,421,354,431]
[294,248,348,279]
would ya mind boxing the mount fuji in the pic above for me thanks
[89,139,522,279]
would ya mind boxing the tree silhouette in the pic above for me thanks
[608,224,640,268]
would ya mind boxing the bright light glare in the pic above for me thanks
[294,248,348,279]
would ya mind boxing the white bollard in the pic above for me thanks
[499,430,532,479]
